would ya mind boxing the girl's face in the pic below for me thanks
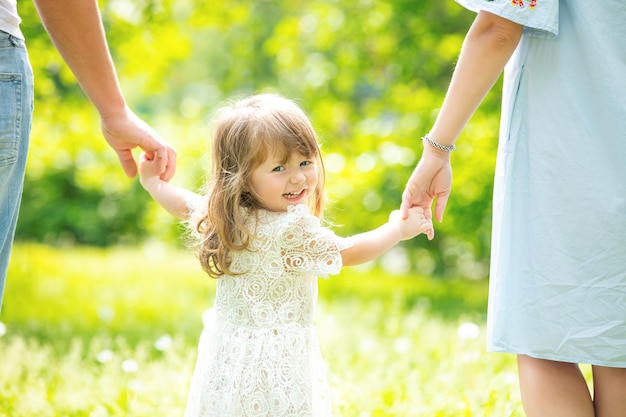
[249,151,319,212]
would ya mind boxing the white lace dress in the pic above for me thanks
[183,204,353,417]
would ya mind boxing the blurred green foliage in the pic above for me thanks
[15,0,501,277]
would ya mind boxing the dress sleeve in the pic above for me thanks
[277,205,354,279]
[184,194,207,233]
[185,194,205,213]
[456,0,559,38]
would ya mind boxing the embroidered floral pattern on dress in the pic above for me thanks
[184,204,353,417]
[511,0,537,9]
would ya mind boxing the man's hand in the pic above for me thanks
[100,107,176,181]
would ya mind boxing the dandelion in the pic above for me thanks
[96,349,114,364]
[393,336,412,354]
[154,334,173,352]
[380,247,410,275]
[89,405,109,417]
[121,359,139,374]
[359,337,377,352]
[97,306,115,323]
[457,322,480,340]
[128,379,146,393]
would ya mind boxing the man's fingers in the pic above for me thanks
[117,149,138,178]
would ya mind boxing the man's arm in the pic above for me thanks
[33,0,176,180]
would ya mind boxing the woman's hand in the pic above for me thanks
[400,146,452,239]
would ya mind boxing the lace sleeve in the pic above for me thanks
[185,194,205,214]
[276,205,354,279]
[184,194,207,235]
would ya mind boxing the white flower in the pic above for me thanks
[96,349,114,364]
[154,334,173,352]
[359,337,377,352]
[97,306,115,323]
[0,321,6,337]
[393,337,412,354]
[457,322,480,340]
[121,359,139,373]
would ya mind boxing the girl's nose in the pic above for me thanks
[290,171,306,184]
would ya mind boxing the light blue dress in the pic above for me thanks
[457,0,626,366]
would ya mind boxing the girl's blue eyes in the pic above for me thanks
[271,161,312,172]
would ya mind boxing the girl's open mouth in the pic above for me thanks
[283,190,305,200]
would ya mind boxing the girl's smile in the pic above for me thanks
[250,151,318,212]
[283,189,306,201]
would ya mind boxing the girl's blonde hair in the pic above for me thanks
[196,94,326,277]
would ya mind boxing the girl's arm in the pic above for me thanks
[340,207,432,266]
[138,153,199,220]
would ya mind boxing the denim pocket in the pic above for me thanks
[0,73,22,167]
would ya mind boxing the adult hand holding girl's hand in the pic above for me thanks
[101,106,177,181]
[389,206,434,241]
[400,146,452,240]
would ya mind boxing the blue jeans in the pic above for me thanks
[0,31,34,311]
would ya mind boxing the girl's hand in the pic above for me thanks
[138,151,167,191]
[137,151,192,220]
[389,207,434,241]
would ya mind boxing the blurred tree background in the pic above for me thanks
[15,0,501,279]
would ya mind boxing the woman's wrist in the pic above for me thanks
[421,133,456,152]
[421,140,453,161]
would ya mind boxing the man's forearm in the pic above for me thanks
[33,0,126,117]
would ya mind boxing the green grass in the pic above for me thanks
[0,243,525,416]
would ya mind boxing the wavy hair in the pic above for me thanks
[195,94,326,277]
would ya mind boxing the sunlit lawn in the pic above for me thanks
[0,243,525,416]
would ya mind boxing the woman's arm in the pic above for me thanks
[401,11,523,223]
[429,10,523,147]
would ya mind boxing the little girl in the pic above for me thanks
[139,94,432,417]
